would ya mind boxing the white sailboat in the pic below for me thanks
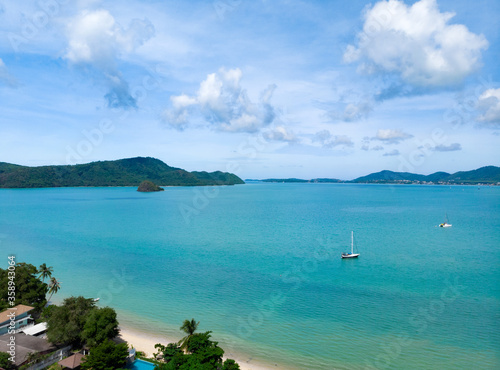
[341,231,360,259]
[439,213,452,228]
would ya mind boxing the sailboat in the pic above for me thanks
[341,231,360,259]
[439,213,452,228]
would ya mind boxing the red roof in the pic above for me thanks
[58,353,85,369]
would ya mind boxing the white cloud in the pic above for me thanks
[64,9,155,108]
[329,99,373,122]
[374,129,413,144]
[164,68,277,133]
[433,143,462,151]
[344,0,488,87]
[313,130,354,148]
[476,88,500,125]
[263,126,297,142]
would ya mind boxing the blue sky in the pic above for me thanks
[0,0,499,180]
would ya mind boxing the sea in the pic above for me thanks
[0,183,499,369]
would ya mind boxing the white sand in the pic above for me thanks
[117,325,275,370]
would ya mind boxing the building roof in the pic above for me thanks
[0,333,55,366]
[58,353,85,369]
[0,304,34,325]
[22,322,48,336]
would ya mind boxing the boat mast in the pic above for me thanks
[351,231,354,254]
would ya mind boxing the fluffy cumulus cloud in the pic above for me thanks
[262,126,297,142]
[0,58,17,87]
[476,88,500,126]
[164,68,277,133]
[313,130,354,148]
[432,143,462,151]
[344,0,488,87]
[65,9,155,109]
[374,129,413,144]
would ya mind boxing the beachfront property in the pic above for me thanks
[58,352,85,369]
[0,304,34,335]
[22,322,48,338]
[0,333,56,367]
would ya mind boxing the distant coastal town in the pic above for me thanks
[249,165,500,186]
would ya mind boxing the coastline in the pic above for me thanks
[117,324,277,370]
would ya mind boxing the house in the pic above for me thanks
[0,332,55,367]
[22,322,48,337]
[58,353,85,369]
[0,305,34,335]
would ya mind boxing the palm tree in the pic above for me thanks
[47,277,61,302]
[37,263,53,282]
[178,318,199,351]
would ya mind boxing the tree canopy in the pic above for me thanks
[81,340,128,370]
[179,318,199,351]
[0,352,15,370]
[81,307,120,347]
[0,262,48,312]
[43,296,96,347]
[154,320,239,370]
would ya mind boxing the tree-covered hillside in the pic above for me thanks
[0,157,244,188]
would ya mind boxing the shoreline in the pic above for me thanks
[117,324,277,370]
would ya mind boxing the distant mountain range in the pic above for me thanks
[250,166,500,185]
[0,157,244,188]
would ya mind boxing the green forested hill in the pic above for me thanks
[351,166,500,184]
[0,157,244,188]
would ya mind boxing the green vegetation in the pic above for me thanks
[138,180,165,192]
[178,318,199,351]
[256,166,500,185]
[0,352,15,369]
[351,166,500,184]
[37,263,53,282]
[154,319,239,370]
[0,157,244,188]
[43,296,120,348]
[82,307,120,347]
[0,262,49,312]
[2,262,243,370]
[47,277,61,302]
[80,340,128,370]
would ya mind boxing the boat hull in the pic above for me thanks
[341,253,359,259]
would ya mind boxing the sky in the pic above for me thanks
[0,0,499,180]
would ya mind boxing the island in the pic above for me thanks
[137,180,164,192]
[0,157,245,188]
[248,166,500,186]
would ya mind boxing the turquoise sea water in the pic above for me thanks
[1,184,499,369]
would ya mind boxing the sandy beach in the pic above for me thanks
[117,325,275,370]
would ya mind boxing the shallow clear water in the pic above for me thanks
[1,184,499,369]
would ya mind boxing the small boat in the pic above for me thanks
[439,214,452,228]
[341,231,360,259]
[93,298,100,302]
